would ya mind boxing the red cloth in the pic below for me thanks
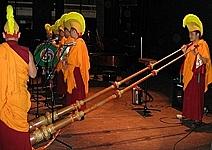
[7,41,29,64]
[0,120,31,150]
[56,70,67,96]
[65,67,86,110]
[182,62,206,122]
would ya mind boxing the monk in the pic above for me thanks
[55,21,75,97]
[0,5,37,150]
[63,12,90,111]
[56,29,66,59]
[177,14,212,126]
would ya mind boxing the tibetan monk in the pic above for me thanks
[178,14,212,126]
[63,12,90,111]
[55,23,76,97]
[55,27,68,96]
[0,5,37,150]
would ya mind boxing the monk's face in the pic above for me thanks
[70,27,79,39]
[46,33,53,40]
[64,28,70,38]
[189,31,200,42]
[59,30,64,37]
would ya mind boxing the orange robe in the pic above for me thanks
[64,38,90,95]
[182,39,212,92]
[0,42,31,132]
[56,37,77,96]
[56,37,75,72]
[56,36,67,60]
[56,37,66,72]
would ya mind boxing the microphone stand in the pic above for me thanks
[34,40,53,117]
[133,59,161,117]
[45,43,76,149]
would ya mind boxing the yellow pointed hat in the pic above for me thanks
[52,19,61,34]
[45,23,52,34]
[64,12,86,35]
[58,13,68,31]
[183,14,203,36]
[4,5,19,35]
[51,24,58,35]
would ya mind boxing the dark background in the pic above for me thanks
[0,0,212,74]
[0,0,212,55]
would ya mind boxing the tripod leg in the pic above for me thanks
[143,102,151,116]
[36,77,40,118]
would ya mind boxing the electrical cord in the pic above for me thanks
[159,117,182,125]
[172,127,195,150]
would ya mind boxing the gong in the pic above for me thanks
[34,43,58,67]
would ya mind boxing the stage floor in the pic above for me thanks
[30,86,212,150]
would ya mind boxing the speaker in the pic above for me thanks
[171,77,183,110]
[205,85,212,113]
[172,78,212,113]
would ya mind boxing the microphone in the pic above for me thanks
[44,37,59,43]
[51,36,59,42]
[46,36,59,43]
[64,42,76,46]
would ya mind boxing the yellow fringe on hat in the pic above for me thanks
[64,12,85,35]
[59,14,68,25]
[6,5,14,34]
[183,14,203,36]
[54,19,61,33]
[4,5,19,35]
[45,23,52,34]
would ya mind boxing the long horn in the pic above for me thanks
[30,48,193,145]
[29,101,84,131]
[29,46,191,131]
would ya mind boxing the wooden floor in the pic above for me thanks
[30,87,212,150]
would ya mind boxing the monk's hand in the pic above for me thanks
[181,44,187,53]
[191,44,199,55]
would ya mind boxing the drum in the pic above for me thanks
[34,43,58,67]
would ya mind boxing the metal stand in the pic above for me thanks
[138,89,160,117]
[33,40,53,117]
[44,44,75,149]
[132,86,160,117]
[134,58,161,117]
[44,75,72,149]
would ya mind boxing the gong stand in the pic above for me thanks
[45,44,72,121]
[34,40,55,117]
[45,44,74,149]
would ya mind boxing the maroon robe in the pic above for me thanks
[65,67,86,110]
[7,40,29,64]
[182,59,206,122]
[0,120,31,150]
[56,70,67,96]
